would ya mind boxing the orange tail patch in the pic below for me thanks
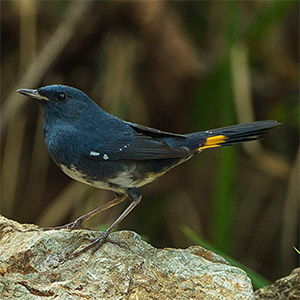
[198,135,228,150]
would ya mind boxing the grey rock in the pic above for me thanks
[0,215,254,299]
[255,268,300,300]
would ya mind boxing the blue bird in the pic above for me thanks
[17,85,280,256]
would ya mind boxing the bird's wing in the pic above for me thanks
[86,123,190,161]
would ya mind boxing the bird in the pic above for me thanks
[17,85,280,256]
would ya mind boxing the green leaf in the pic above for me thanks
[294,246,300,255]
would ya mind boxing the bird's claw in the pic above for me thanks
[41,219,94,231]
[71,234,107,257]
[70,233,126,258]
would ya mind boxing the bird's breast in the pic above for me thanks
[43,124,83,167]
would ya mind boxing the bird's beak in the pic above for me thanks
[17,89,49,101]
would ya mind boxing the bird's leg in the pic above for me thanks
[42,195,127,231]
[71,188,142,257]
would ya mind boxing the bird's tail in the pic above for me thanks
[195,120,280,151]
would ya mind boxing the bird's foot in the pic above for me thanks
[70,232,125,258]
[71,232,110,257]
[41,217,94,231]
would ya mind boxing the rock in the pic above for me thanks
[0,215,254,299]
[255,268,300,300]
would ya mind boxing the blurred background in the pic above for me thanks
[1,0,299,287]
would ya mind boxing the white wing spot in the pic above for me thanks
[124,145,128,148]
[103,154,109,160]
[90,151,100,157]
[119,148,123,151]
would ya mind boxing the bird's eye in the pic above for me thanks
[57,93,67,101]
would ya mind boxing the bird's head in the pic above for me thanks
[17,85,94,120]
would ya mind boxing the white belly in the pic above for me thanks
[60,164,137,192]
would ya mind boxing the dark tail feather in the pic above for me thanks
[198,120,280,150]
